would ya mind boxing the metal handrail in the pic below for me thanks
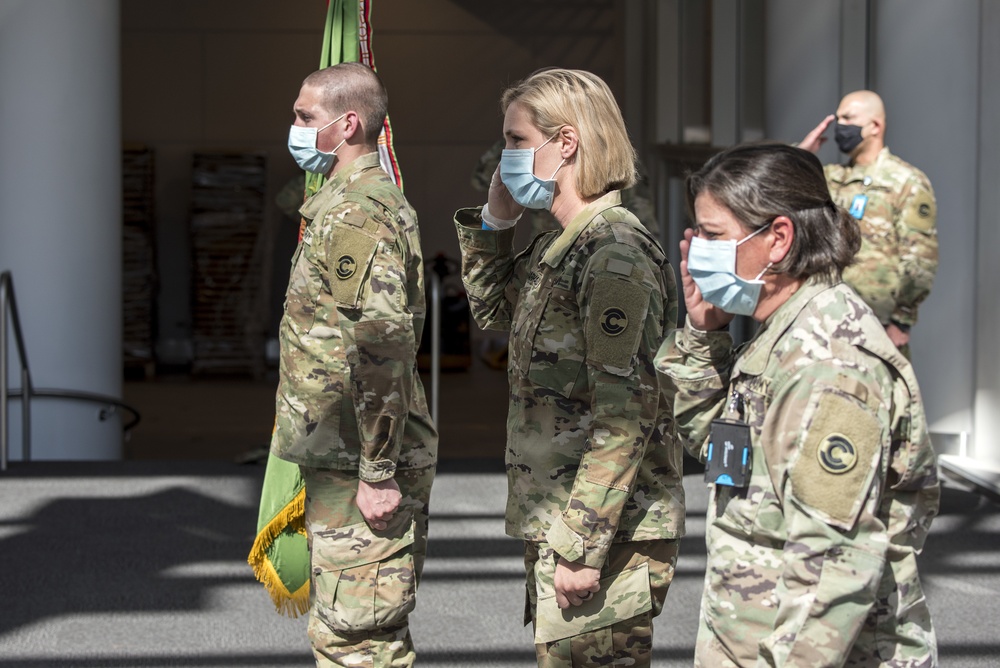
[430,271,441,426]
[1,271,32,471]
[3,388,140,432]
[1,271,142,471]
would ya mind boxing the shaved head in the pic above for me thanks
[838,90,885,126]
[302,62,387,146]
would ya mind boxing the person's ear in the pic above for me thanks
[342,111,362,142]
[769,216,795,264]
[869,116,883,139]
[557,126,579,160]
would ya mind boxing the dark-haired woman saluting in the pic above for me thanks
[657,142,939,667]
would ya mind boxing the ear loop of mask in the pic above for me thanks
[535,133,566,181]
[320,113,347,153]
[737,223,773,280]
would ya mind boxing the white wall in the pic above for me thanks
[0,0,123,460]
[975,1,1000,466]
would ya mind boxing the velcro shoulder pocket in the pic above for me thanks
[790,388,883,530]
[585,275,650,374]
[901,187,936,233]
[328,226,379,309]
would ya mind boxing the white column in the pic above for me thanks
[975,0,1000,466]
[0,0,122,460]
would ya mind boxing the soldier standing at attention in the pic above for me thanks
[656,143,939,666]
[272,63,437,667]
[453,68,685,667]
[799,90,938,357]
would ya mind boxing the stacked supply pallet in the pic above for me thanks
[190,152,270,378]
[122,145,157,377]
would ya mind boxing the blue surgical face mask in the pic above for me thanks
[287,113,346,174]
[687,223,773,316]
[499,133,566,210]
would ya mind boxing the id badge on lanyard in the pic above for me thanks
[848,175,873,220]
[704,389,752,488]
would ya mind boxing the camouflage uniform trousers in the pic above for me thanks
[301,465,435,667]
[524,539,680,667]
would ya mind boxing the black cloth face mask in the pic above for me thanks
[834,122,864,154]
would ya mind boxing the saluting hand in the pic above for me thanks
[487,165,525,221]
[798,114,836,154]
[680,228,733,332]
[357,478,402,532]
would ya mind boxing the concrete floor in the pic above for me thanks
[0,362,997,666]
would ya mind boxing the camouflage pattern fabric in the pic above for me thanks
[655,276,940,667]
[271,152,438,478]
[826,147,938,328]
[471,140,657,240]
[302,465,434,667]
[454,192,685,663]
[525,539,679,667]
[271,152,437,666]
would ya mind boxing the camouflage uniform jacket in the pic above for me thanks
[826,147,938,327]
[454,192,686,569]
[656,276,940,667]
[271,153,437,481]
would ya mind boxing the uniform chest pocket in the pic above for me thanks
[284,239,323,323]
[516,287,586,399]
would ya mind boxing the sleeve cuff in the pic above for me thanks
[359,457,397,483]
[454,207,517,252]
[481,202,521,230]
[545,514,610,569]
[678,315,734,362]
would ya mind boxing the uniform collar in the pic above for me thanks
[839,146,892,181]
[540,191,622,269]
[735,275,837,376]
[299,153,381,221]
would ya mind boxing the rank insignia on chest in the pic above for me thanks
[705,419,752,487]
[849,194,868,220]
[335,255,357,280]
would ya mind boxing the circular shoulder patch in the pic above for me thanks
[817,434,858,474]
[600,307,628,336]
[335,255,357,280]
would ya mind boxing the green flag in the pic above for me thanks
[247,451,309,617]
[304,0,361,200]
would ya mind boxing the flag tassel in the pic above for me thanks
[247,486,310,617]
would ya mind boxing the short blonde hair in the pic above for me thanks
[501,69,637,198]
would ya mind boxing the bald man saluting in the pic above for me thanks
[800,91,938,357]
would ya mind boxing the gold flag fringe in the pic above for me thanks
[247,485,310,617]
